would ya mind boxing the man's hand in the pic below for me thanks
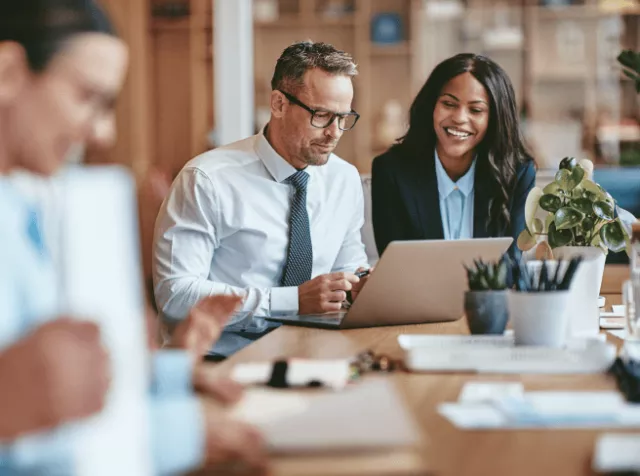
[350,267,373,302]
[199,397,268,473]
[170,295,243,360]
[298,272,360,314]
[0,319,110,439]
[193,364,244,405]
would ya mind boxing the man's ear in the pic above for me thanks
[0,42,29,105]
[270,89,286,118]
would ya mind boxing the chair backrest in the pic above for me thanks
[360,174,379,266]
[594,167,640,265]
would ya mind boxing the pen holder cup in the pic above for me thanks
[526,248,605,339]
[508,290,571,347]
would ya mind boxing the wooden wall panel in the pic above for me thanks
[152,27,193,177]
[189,0,212,157]
[100,0,151,173]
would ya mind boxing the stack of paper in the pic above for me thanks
[600,305,625,329]
[593,433,640,472]
[399,334,616,374]
[439,382,640,429]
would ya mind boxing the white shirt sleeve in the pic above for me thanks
[153,168,298,325]
[331,171,370,273]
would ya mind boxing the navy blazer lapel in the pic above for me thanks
[473,159,492,238]
[411,154,444,240]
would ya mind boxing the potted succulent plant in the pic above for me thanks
[517,157,630,337]
[464,258,510,335]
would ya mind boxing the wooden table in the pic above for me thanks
[210,266,631,476]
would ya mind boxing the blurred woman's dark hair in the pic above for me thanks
[0,0,116,72]
[394,53,534,235]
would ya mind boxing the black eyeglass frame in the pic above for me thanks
[277,89,360,131]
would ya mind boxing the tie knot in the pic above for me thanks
[450,187,464,199]
[286,170,310,191]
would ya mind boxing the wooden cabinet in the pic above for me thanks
[99,0,152,174]
[150,0,213,177]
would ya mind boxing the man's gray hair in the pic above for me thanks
[271,41,358,93]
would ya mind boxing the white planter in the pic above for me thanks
[508,290,571,347]
[527,246,606,339]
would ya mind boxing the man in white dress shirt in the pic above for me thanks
[153,41,370,357]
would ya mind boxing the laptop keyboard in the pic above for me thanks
[292,315,343,325]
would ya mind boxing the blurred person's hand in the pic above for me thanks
[145,305,161,351]
[199,397,268,473]
[193,364,244,405]
[169,295,243,361]
[0,319,110,439]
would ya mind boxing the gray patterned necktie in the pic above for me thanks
[280,170,313,286]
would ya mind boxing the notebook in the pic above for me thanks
[231,378,422,454]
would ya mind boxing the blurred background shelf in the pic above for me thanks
[101,0,640,176]
[371,42,412,56]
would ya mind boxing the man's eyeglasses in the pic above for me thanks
[278,89,360,131]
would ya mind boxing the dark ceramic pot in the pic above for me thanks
[464,290,509,335]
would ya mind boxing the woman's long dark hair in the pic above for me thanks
[0,0,116,73]
[395,53,533,236]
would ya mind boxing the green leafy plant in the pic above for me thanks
[618,49,640,93]
[465,258,509,291]
[517,157,629,255]
[620,148,640,166]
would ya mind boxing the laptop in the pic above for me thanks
[266,237,513,330]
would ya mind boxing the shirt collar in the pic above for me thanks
[254,126,314,183]
[434,149,476,199]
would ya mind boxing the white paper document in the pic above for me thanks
[608,329,628,340]
[600,305,625,317]
[231,359,352,390]
[600,317,625,329]
[439,382,640,430]
[600,305,626,329]
[593,433,640,472]
[458,382,525,404]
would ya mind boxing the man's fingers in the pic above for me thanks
[326,290,347,302]
[326,272,360,284]
[321,301,342,313]
[328,279,352,291]
[56,320,101,341]
[223,421,267,470]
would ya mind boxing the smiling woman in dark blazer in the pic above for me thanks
[372,53,535,258]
